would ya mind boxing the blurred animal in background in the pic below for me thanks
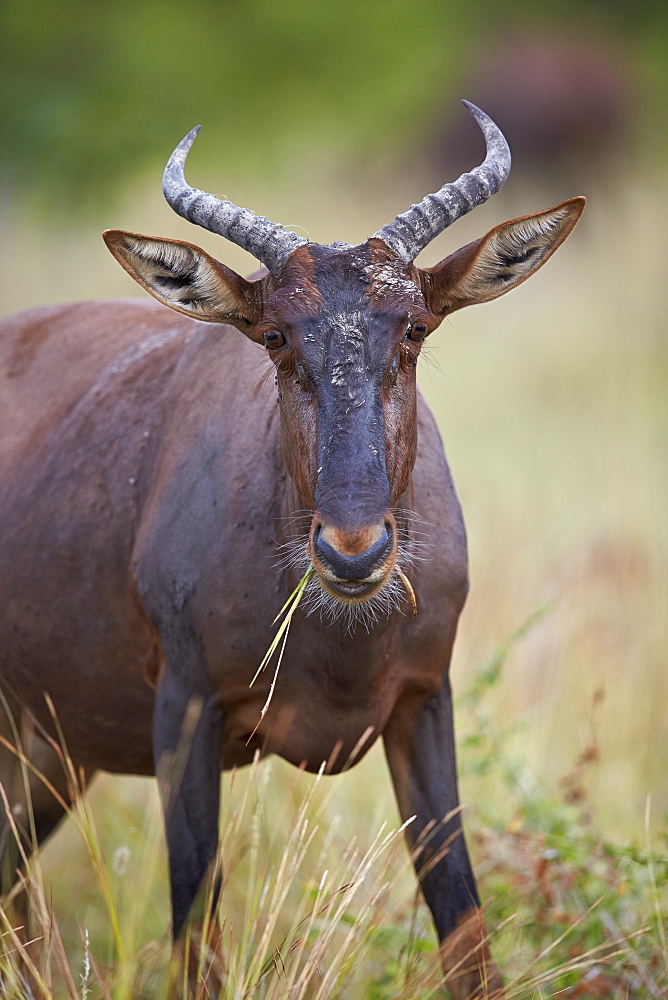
[432,33,631,186]
[0,103,583,999]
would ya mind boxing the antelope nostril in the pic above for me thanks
[313,525,393,581]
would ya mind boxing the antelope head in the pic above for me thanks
[104,103,584,628]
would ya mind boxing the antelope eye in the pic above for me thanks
[407,322,428,342]
[263,330,286,349]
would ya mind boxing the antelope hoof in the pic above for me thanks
[440,908,505,1000]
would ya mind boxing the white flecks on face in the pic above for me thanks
[330,362,347,387]
[366,260,423,304]
[322,311,370,400]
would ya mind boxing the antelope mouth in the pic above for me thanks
[332,580,376,597]
[308,518,398,605]
[322,577,386,603]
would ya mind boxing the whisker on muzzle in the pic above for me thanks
[301,571,405,634]
[274,508,429,631]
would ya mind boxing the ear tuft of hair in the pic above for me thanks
[477,209,571,288]
[421,197,585,316]
[102,230,262,332]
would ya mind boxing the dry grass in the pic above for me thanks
[0,649,665,998]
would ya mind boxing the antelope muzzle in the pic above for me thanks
[309,515,398,603]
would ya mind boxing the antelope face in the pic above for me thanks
[105,102,584,627]
[259,241,432,620]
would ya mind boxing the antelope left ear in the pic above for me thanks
[103,230,264,335]
[420,197,585,317]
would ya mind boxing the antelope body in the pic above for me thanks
[0,104,583,999]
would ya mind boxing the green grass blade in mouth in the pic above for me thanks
[247,566,314,739]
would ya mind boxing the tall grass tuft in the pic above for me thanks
[0,616,665,997]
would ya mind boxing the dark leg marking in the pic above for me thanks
[383,673,504,998]
[153,668,224,939]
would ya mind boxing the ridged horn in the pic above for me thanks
[373,101,512,263]
[162,126,308,275]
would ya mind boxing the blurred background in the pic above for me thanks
[1,0,666,972]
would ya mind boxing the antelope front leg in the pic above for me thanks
[383,675,504,1000]
[153,667,224,940]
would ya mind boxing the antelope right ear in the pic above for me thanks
[103,231,264,337]
[420,197,585,317]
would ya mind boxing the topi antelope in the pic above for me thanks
[0,102,583,998]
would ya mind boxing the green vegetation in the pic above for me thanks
[0,622,665,997]
[1,1,667,209]
[458,617,667,999]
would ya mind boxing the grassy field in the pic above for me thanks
[0,163,666,997]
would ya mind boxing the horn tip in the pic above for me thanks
[182,124,202,145]
[164,126,202,193]
[171,126,202,157]
[461,99,511,171]
[461,99,486,122]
